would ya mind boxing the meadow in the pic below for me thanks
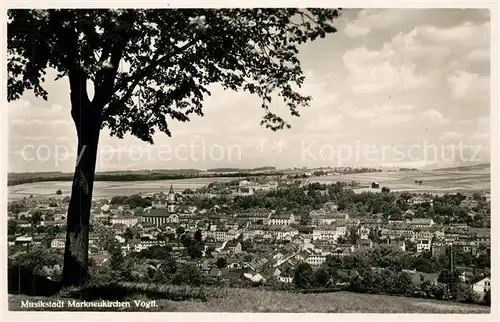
[7,177,236,201]
[8,288,491,313]
[311,170,490,195]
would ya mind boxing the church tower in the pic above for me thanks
[168,185,176,213]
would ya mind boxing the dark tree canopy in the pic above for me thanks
[8,8,341,142]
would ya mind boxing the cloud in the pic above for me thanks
[467,48,490,62]
[344,9,407,38]
[471,132,489,140]
[339,103,416,128]
[422,110,450,124]
[439,131,463,140]
[417,21,489,49]
[305,115,343,132]
[447,71,489,100]
[343,47,431,94]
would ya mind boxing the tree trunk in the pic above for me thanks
[61,103,102,287]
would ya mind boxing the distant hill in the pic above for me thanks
[433,162,491,172]
[207,166,276,173]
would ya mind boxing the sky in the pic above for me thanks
[8,9,492,172]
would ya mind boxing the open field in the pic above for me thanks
[8,289,490,313]
[7,169,491,201]
[7,177,236,201]
[311,170,490,195]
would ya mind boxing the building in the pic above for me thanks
[313,225,347,242]
[51,238,65,249]
[139,209,179,226]
[460,196,479,208]
[409,218,435,228]
[314,212,349,226]
[15,236,33,246]
[268,213,295,226]
[472,277,491,298]
[305,254,327,267]
[431,242,447,257]
[416,239,432,253]
[222,240,242,254]
[110,216,138,227]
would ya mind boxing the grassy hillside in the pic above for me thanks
[9,288,490,313]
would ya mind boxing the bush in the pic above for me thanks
[457,285,479,304]
[483,289,491,306]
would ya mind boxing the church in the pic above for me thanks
[141,185,179,226]
[151,185,177,213]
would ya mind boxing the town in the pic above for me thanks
[7,175,491,306]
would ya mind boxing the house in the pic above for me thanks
[279,275,294,283]
[222,240,243,254]
[273,226,299,241]
[407,196,433,205]
[416,239,432,253]
[409,218,435,228]
[32,235,46,246]
[51,238,65,249]
[40,220,66,227]
[371,182,380,188]
[404,209,415,217]
[460,197,479,208]
[15,236,33,246]
[470,228,490,246]
[431,242,448,257]
[472,276,491,298]
[110,216,138,227]
[314,212,349,226]
[358,226,370,239]
[263,267,281,279]
[306,254,327,267]
[268,213,295,226]
[8,235,16,246]
[115,235,126,243]
[313,225,347,241]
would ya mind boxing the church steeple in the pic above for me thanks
[169,185,175,195]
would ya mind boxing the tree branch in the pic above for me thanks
[48,10,90,124]
[102,37,199,119]
[93,10,136,107]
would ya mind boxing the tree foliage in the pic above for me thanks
[8,9,341,141]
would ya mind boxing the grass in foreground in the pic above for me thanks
[9,287,491,313]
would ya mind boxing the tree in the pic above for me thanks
[56,189,62,195]
[216,257,227,269]
[8,9,340,286]
[293,262,314,289]
[194,229,203,243]
[29,211,43,226]
[313,267,330,287]
[108,241,123,272]
[8,220,18,235]
[173,263,203,286]
[176,226,186,239]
